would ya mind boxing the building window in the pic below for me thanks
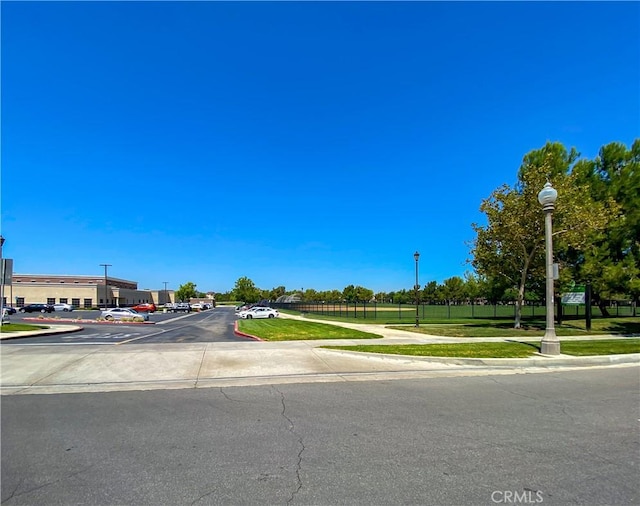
[60,298,68,304]
[47,298,55,305]
[72,298,80,308]
[83,299,92,308]
[16,297,24,307]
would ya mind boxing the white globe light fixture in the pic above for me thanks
[538,181,560,355]
[538,181,558,210]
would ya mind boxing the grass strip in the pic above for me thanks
[324,339,640,358]
[559,339,640,356]
[237,318,381,341]
[325,342,538,358]
[0,323,49,333]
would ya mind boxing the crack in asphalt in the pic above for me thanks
[1,477,23,504]
[274,386,305,505]
[487,376,541,400]
[190,488,218,506]
[1,466,95,504]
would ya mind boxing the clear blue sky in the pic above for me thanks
[1,1,638,294]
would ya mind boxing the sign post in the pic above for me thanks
[1,258,13,325]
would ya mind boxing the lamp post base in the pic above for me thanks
[540,336,560,356]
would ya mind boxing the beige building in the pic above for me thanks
[5,274,174,309]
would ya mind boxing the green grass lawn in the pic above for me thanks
[281,310,640,335]
[237,319,381,341]
[0,323,49,333]
[325,339,640,358]
[558,339,640,356]
[385,317,640,338]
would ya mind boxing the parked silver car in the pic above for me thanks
[100,308,149,322]
[53,303,73,312]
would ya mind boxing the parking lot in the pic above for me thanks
[1,306,243,344]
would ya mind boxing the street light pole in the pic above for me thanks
[538,182,560,355]
[0,236,5,326]
[100,264,112,310]
[414,251,420,327]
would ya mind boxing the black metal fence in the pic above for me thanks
[270,301,637,320]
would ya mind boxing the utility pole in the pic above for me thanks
[100,264,112,310]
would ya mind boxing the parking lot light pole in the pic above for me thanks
[538,182,560,355]
[414,251,420,327]
[163,281,168,304]
[1,236,5,326]
[100,264,111,310]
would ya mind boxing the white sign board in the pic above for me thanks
[562,291,586,304]
[1,259,12,285]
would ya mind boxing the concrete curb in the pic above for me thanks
[0,324,84,341]
[233,321,264,341]
[320,348,640,368]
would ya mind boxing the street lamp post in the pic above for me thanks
[0,236,5,326]
[100,264,112,310]
[414,251,420,327]
[538,182,560,355]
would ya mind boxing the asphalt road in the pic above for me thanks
[2,367,638,506]
[3,307,244,345]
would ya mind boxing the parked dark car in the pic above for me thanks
[3,306,17,315]
[19,303,55,313]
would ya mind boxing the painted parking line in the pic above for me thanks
[62,332,141,340]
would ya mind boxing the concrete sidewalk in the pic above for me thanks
[1,318,638,396]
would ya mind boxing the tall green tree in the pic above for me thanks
[175,282,198,302]
[422,281,438,304]
[440,276,465,304]
[471,142,611,328]
[342,285,374,302]
[569,140,640,311]
[232,277,261,303]
[269,286,286,301]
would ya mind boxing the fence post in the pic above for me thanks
[585,282,592,331]
[556,295,562,326]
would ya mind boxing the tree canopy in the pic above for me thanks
[174,282,198,302]
[470,141,614,327]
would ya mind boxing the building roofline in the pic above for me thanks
[14,274,138,284]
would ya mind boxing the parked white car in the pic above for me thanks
[53,303,73,312]
[100,308,149,322]
[239,307,279,319]
[236,306,265,318]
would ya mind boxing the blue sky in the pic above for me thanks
[1,1,638,294]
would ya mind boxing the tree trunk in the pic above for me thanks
[514,284,525,329]
[597,299,610,317]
